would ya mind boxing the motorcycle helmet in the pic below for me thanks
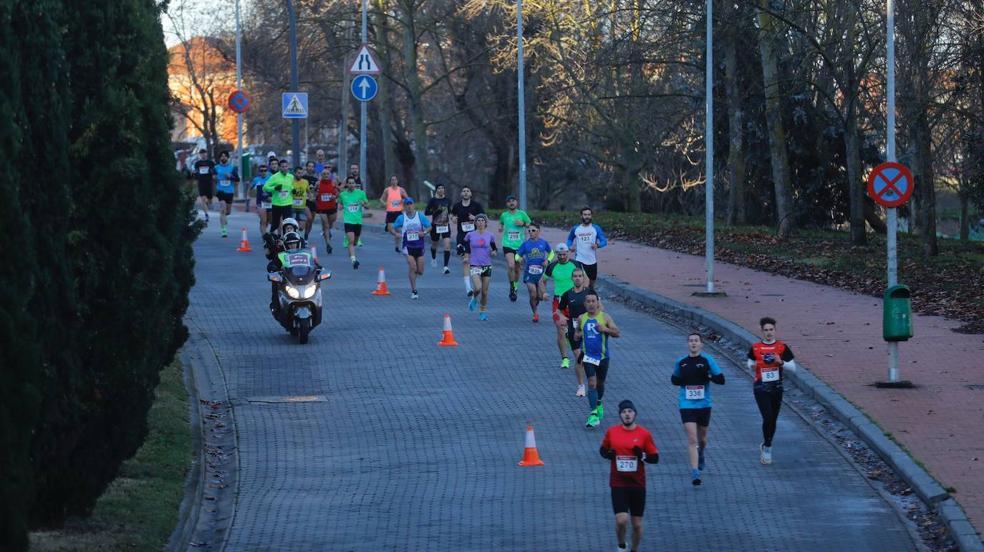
[282,231,302,251]
[280,217,300,235]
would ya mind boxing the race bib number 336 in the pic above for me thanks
[685,385,705,401]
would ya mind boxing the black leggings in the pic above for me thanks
[270,204,292,232]
[754,384,783,447]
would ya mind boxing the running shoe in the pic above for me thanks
[575,384,585,397]
[394,247,401,253]
[358,239,363,247]
[698,447,705,471]
[411,291,419,300]
[532,313,539,323]
[509,289,517,302]
[431,258,437,267]
[692,477,702,487]
[616,545,628,552]
[221,228,228,238]
[352,258,360,270]
[760,444,772,465]
[468,296,478,311]
[204,212,209,223]
[325,242,333,255]
[478,311,488,321]
[585,413,600,428]
[595,402,604,419]
[561,357,570,369]
[443,266,450,274]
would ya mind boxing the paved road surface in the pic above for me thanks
[185,213,917,551]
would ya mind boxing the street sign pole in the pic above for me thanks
[886,0,900,384]
[235,0,244,199]
[287,0,300,167]
[517,0,527,210]
[360,0,368,188]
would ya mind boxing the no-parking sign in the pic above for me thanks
[228,90,251,113]
[867,162,914,208]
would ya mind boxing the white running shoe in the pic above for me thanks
[576,384,586,397]
[431,258,437,267]
[616,545,628,552]
[411,291,419,300]
[443,266,451,274]
[760,444,772,465]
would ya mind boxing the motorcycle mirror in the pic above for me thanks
[267,272,282,283]
[319,271,332,281]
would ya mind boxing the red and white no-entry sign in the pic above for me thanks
[867,162,914,208]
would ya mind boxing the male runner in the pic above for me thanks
[214,151,239,237]
[290,166,311,233]
[303,161,319,240]
[313,168,339,254]
[262,159,295,232]
[671,332,725,486]
[515,224,551,321]
[558,268,591,397]
[338,176,369,269]
[566,206,608,287]
[498,195,532,301]
[193,149,215,222]
[599,400,659,552]
[392,198,432,299]
[425,184,452,274]
[450,186,485,296]
[252,164,270,236]
[576,291,621,427]
[544,244,577,369]
[747,317,797,465]
[313,149,328,175]
[381,176,408,252]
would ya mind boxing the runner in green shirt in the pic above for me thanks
[338,176,369,269]
[262,159,296,233]
[546,243,578,369]
[498,194,532,302]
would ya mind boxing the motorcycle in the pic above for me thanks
[267,248,330,344]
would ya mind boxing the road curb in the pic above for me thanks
[595,276,981,550]
[165,353,203,552]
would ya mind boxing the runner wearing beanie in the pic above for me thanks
[600,400,659,552]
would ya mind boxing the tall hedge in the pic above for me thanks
[0,0,196,548]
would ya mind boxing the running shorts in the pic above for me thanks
[503,246,518,256]
[578,261,598,282]
[197,181,213,199]
[522,269,544,285]
[566,324,583,350]
[385,211,401,224]
[611,487,646,516]
[306,200,317,212]
[316,207,338,215]
[405,247,424,259]
[469,265,492,278]
[679,407,712,427]
[292,209,309,222]
[430,227,451,240]
[344,223,363,238]
[216,191,234,204]
[580,356,608,379]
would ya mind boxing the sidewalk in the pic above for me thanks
[534,223,984,537]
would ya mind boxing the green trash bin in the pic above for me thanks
[883,285,913,342]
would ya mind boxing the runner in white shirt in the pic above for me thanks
[566,207,608,287]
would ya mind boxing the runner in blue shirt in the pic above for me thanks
[253,165,271,237]
[515,223,552,322]
[575,291,621,428]
[671,332,725,486]
[393,198,431,299]
[214,150,240,237]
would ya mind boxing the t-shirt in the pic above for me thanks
[499,210,532,249]
[516,239,551,274]
[215,162,237,193]
[425,197,452,226]
[253,176,271,204]
[559,287,591,329]
[673,354,723,409]
[451,201,484,237]
[339,189,369,224]
[545,260,577,297]
[465,231,496,267]
[600,425,658,488]
[193,159,215,186]
[291,178,310,210]
[747,341,795,384]
[566,223,609,265]
[394,212,431,250]
[262,172,295,207]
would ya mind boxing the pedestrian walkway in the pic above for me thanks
[535,223,984,537]
[183,212,919,550]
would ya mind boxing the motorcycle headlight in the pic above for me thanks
[286,285,300,299]
[301,284,317,299]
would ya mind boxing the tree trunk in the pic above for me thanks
[723,0,746,225]
[912,74,939,255]
[373,1,396,190]
[845,97,866,244]
[959,191,970,240]
[863,198,888,234]
[401,11,428,199]
[757,0,795,238]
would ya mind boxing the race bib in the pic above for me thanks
[347,204,360,213]
[685,385,706,401]
[508,231,520,241]
[406,232,420,241]
[761,369,780,383]
[436,225,449,234]
[293,198,305,207]
[278,191,290,201]
[198,166,210,175]
[461,222,475,232]
[320,194,333,202]
[261,201,272,209]
[583,355,601,366]
[615,456,638,472]
[527,265,543,275]
[469,266,484,276]
[579,234,593,243]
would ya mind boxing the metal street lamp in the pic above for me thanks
[517,0,527,210]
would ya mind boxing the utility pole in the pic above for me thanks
[695,0,723,298]
[235,0,244,198]
[359,0,368,187]
[885,0,901,383]
[517,0,527,210]
[286,0,300,167]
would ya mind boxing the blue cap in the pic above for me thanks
[506,194,517,201]
[404,197,415,205]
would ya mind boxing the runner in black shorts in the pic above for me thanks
[425,184,453,274]
[671,333,725,486]
[450,186,485,296]
[600,400,659,552]
[557,268,591,398]
[192,149,215,222]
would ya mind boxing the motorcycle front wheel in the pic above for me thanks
[298,317,312,344]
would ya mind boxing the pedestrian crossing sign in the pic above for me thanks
[282,92,308,119]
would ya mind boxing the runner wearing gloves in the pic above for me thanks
[747,316,797,465]
[576,291,620,427]
[671,332,725,486]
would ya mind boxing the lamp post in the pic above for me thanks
[694,0,723,298]
[517,0,527,210]
[359,0,368,186]
[286,0,300,167]
[235,0,244,198]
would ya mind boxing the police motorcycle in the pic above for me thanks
[267,230,330,344]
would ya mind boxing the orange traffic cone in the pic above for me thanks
[437,314,459,347]
[236,227,252,252]
[517,424,545,467]
[371,266,391,296]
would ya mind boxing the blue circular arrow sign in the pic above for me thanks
[351,75,378,102]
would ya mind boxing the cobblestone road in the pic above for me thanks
[186,212,917,551]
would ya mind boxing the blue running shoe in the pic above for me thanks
[478,311,488,321]
[469,297,478,311]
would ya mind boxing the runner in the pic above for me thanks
[450,186,485,296]
[498,195,532,302]
[313,168,340,254]
[599,400,659,552]
[558,268,591,397]
[214,151,239,237]
[338,176,369,269]
[262,159,295,233]
[566,206,608,288]
[747,316,797,465]
[463,213,497,320]
[544,244,577,369]
[380,176,408,252]
[576,291,621,427]
[392,198,432,299]
[671,332,726,486]
[425,184,452,274]
[303,161,319,240]
[252,164,270,237]
[289,166,312,236]
[515,224,551,321]
[193,149,215,223]
[313,149,328,175]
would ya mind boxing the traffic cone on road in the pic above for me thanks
[371,266,391,296]
[437,314,459,347]
[236,227,252,252]
[517,424,545,467]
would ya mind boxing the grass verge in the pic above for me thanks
[30,360,192,552]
